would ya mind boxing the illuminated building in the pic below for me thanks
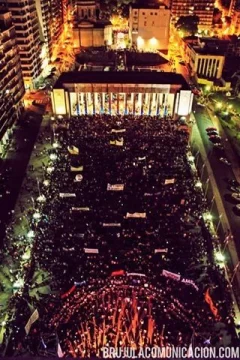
[35,0,52,60]
[184,40,225,80]
[50,0,64,44]
[129,3,171,53]
[232,7,240,35]
[51,71,193,119]
[0,0,42,89]
[171,0,215,29]
[73,0,112,49]
[0,10,25,155]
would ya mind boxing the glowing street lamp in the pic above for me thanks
[52,142,59,149]
[43,179,50,187]
[195,180,202,188]
[50,153,57,161]
[33,212,41,220]
[216,102,222,109]
[27,230,35,238]
[215,251,225,263]
[37,194,46,203]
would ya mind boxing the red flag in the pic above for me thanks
[61,285,76,299]
[111,270,125,276]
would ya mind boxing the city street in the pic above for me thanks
[193,104,240,261]
[0,111,44,247]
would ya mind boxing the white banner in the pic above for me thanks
[144,192,161,197]
[164,179,175,185]
[72,207,90,211]
[84,248,99,254]
[127,273,146,277]
[138,156,146,161]
[111,129,126,133]
[68,145,79,155]
[110,138,124,146]
[162,270,181,281]
[155,248,168,254]
[107,184,124,191]
[182,278,199,291]
[102,223,121,227]
[126,212,146,219]
[59,193,76,198]
[71,166,83,172]
[25,309,39,335]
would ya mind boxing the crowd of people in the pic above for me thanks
[1,114,237,356]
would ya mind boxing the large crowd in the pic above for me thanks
[1,114,237,356]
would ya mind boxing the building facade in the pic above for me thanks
[0,0,43,89]
[0,10,25,155]
[184,41,225,80]
[129,4,171,53]
[35,0,52,61]
[73,0,112,49]
[171,0,215,29]
[51,72,193,119]
[50,0,64,45]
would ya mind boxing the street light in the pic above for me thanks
[215,251,225,263]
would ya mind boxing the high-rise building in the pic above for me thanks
[129,3,171,53]
[170,0,215,29]
[0,0,43,89]
[50,0,64,46]
[35,0,52,61]
[0,10,25,155]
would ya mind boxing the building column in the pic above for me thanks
[133,93,136,115]
[101,92,105,113]
[124,93,127,114]
[109,93,112,114]
[148,93,153,115]
[117,93,119,114]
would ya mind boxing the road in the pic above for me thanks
[0,110,43,247]
[194,104,240,257]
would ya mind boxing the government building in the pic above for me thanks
[51,71,193,119]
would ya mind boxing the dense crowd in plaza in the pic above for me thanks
[0,114,237,356]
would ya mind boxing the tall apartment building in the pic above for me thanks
[0,10,25,155]
[0,0,43,89]
[129,3,171,53]
[171,0,215,29]
[35,0,52,61]
[50,0,64,45]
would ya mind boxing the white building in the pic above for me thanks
[129,3,171,53]
[184,42,225,80]
[51,71,193,119]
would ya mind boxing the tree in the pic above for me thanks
[175,15,199,36]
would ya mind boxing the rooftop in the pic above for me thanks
[54,71,190,89]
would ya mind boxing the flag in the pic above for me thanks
[111,129,126,133]
[61,285,76,299]
[162,269,181,281]
[57,342,64,358]
[84,248,99,254]
[164,178,175,185]
[126,212,146,219]
[107,184,124,191]
[111,270,125,276]
[71,207,90,211]
[127,272,146,277]
[59,193,76,198]
[25,309,39,335]
[70,166,83,172]
[102,223,121,227]
[155,248,168,254]
[205,288,219,318]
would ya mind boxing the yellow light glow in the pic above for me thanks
[216,102,222,109]
[137,36,144,48]
[150,37,157,46]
